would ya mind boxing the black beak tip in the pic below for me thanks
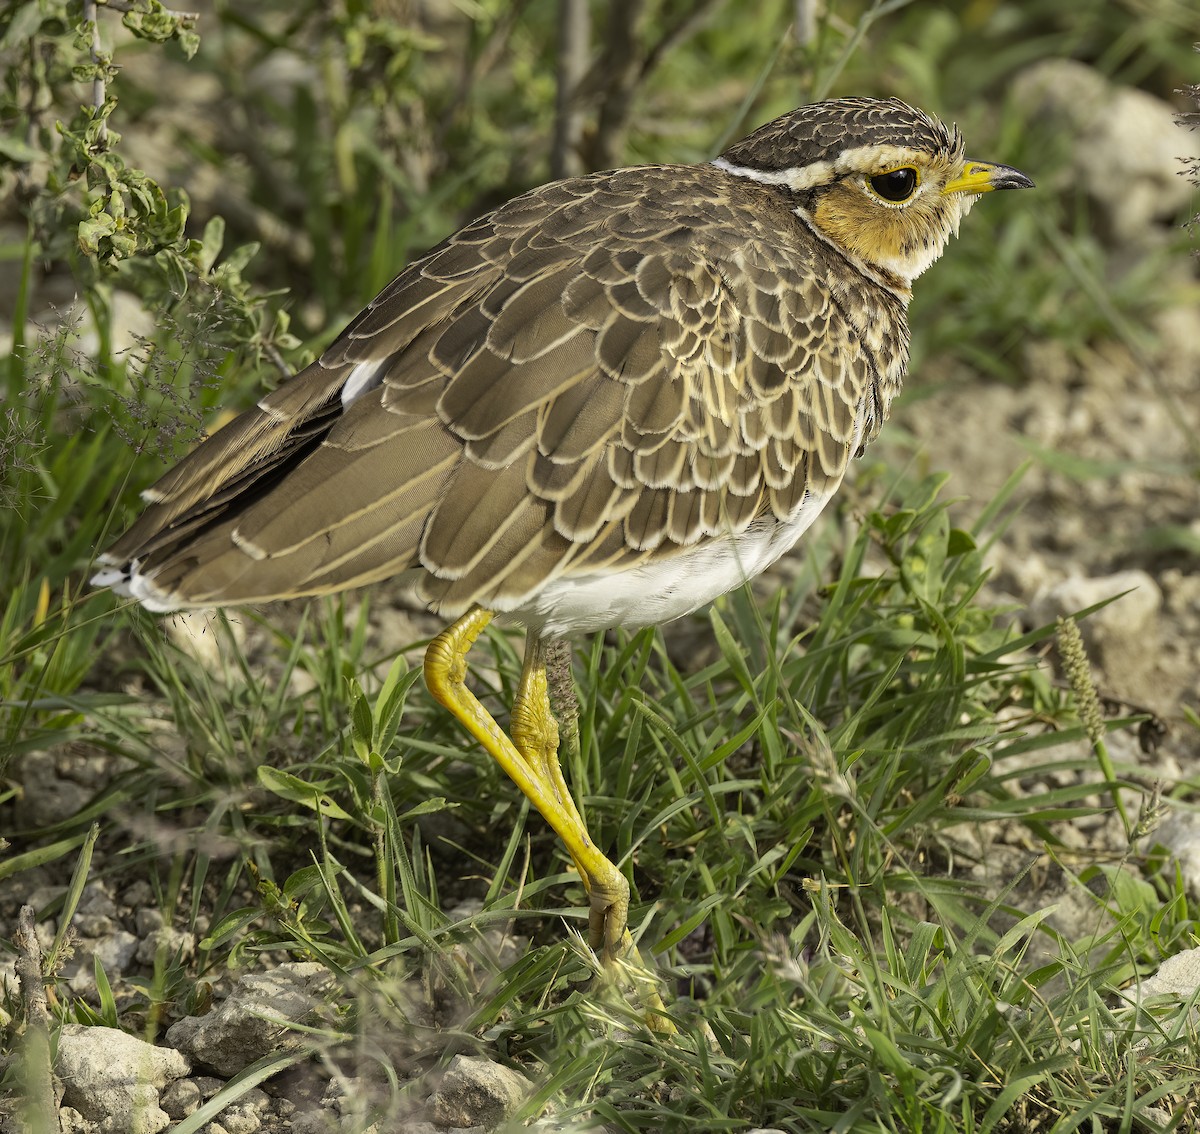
[993,164,1035,191]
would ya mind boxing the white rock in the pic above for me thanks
[56,1107,92,1134]
[1012,60,1192,246]
[135,923,195,966]
[1031,569,1163,699]
[1135,947,1200,1000]
[159,1076,202,1118]
[56,1024,190,1134]
[122,880,155,909]
[1033,569,1162,635]
[135,908,164,936]
[210,1092,266,1134]
[66,931,139,993]
[13,751,92,827]
[165,962,335,1077]
[1151,812,1200,899]
[430,1054,531,1129]
[74,883,119,936]
[1138,1108,1172,1129]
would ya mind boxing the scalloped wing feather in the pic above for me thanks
[97,165,903,619]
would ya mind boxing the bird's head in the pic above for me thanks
[714,97,1034,289]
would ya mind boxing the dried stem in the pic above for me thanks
[83,0,107,149]
[584,0,722,170]
[552,0,591,179]
[15,905,56,1134]
[587,0,644,170]
[793,0,817,46]
[263,341,294,383]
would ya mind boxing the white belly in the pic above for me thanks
[508,486,837,637]
[99,483,839,631]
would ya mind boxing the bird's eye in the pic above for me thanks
[868,167,919,202]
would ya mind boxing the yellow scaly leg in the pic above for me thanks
[424,607,630,955]
[423,607,672,1029]
[510,633,631,957]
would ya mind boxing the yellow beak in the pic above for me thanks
[943,160,1035,195]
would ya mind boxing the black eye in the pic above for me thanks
[869,167,918,202]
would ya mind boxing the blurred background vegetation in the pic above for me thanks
[1,1,1198,1131]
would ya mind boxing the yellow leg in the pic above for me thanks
[423,607,631,958]
[510,634,633,957]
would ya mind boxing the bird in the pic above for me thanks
[93,96,1032,982]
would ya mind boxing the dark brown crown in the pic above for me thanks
[719,96,963,173]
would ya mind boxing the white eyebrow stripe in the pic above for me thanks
[710,156,835,191]
[711,157,791,183]
[712,144,934,193]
